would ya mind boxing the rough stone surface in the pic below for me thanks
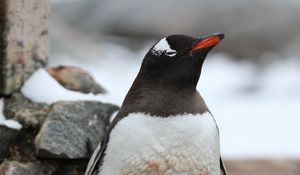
[0,0,50,95]
[35,101,118,159]
[0,126,19,162]
[47,66,106,94]
[3,93,49,128]
[0,161,55,175]
[225,160,300,175]
[0,94,46,163]
[50,159,89,175]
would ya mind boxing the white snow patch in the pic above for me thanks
[109,110,119,123]
[151,37,176,57]
[0,99,22,130]
[199,55,300,159]
[21,69,117,104]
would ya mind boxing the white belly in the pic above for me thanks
[100,112,220,175]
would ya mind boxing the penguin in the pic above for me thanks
[85,33,227,175]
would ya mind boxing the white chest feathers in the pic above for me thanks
[100,112,220,175]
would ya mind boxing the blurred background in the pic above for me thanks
[49,0,300,162]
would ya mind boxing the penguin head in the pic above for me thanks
[140,33,225,87]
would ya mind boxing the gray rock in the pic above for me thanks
[35,101,118,159]
[3,93,50,128]
[0,126,19,162]
[0,161,55,175]
[1,94,47,163]
[47,66,106,94]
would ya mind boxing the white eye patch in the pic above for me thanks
[151,38,177,57]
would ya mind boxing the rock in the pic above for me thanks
[1,94,47,163]
[0,161,55,175]
[0,0,50,95]
[225,160,300,175]
[35,101,118,159]
[0,126,19,162]
[47,66,106,94]
[3,93,50,128]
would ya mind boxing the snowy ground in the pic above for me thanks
[21,39,300,159]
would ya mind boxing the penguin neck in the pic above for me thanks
[119,74,209,117]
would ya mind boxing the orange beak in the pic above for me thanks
[192,33,225,51]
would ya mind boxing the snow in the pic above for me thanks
[151,38,177,57]
[110,111,119,123]
[0,99,22,130]
[198,55,300,159]
[21,39,300,159]
[21,69,115,104]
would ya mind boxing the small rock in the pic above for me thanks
[3,93,50,128]
[0,126,19,162]
[0,161,55,175]
[225,159,300,175]
[35,101,118,159]
[47,66,106,94]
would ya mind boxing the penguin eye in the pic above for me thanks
[165,51,177,57]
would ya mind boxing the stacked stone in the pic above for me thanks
[0,93,118,175]
[0,1,119,174]
[0,0,49,95]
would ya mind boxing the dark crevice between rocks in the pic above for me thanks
[51,159,89,175]
[0,0,8,96]
[0,126,19,162]
[7,127,40,163]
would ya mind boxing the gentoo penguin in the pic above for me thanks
[85,33,227,175]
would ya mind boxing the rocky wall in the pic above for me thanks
[0,0,50,95]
